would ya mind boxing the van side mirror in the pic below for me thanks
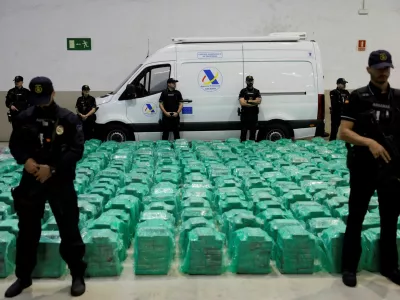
[126,84,135,94]
[119,84,136,101]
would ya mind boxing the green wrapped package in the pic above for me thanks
[95,177,122,190]
[154,171,181,185]
[144,202,177,220]
[254,200,282,214]
[42,216,58,231]
[242,178,269,191]
[139,210,176,226]
[230,228,273,274]
[182,197,210,209]
[249,191,278,207]
[109,195,140,219]
[84,229,124,277]
[89,187,115,204]
[362,214,380,230]
[324,197,349,215]
[102,209,133,244]
[250,161,274,174]
[266,219,301,241]
[105,197,138,228]
[275,225,316,274]
[369,197,379,211]
[301,181,330,196]
[306,218,345,236]
[0,232,16,278]
[218,197,251,214]
[96,168,125,186]
[142,194,179,213]
[183,188,214,204]
[181,207,214,222]
[227,214,263,242]
[0,192,14,209]
[32,231,66,278]
[78,200,100,221]
[332,205,349,223]
[336,186,351,198]
[179,217,216,256]
[281,190,313,209]
[78,194,107,213]
[220,209,254,235]
[263,172,290,185]
[292,171,313,184]
[0,219,19,237]
[134,220,175,275]
[118,183,150,202]
[125,172,153,187]
[361,228,381,272]
[246,187,277,200]
[292,204,330,224]
[313,190,339,204]
[257,209,290,229]
[272,181,301,197]
[181,227,225,275]
[214,187,246,205]
[0,203,11,221]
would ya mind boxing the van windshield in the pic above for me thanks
[110,64,142,94]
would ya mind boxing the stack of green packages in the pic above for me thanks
[320,225,347,273]
[306,218,345,236]
[181,227,225,275]
[0,232,16,278]
[83,229,124,277]
[226,213,263,243]
[134,220,175,275]
[281,190,313,209]
[181,207,214,222]
[105,196,139,230]
[0,219,19,237]
[179,217,216,256]
[275,225,316,274]
[0,203,11,221]
[32,231,66,278]
[229,228,273,274]
[266,219,301,241]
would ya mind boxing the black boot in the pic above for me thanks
[71,276,86,297]
[342,271,357,287]
[381,269,400,285]
[4,278,32,298]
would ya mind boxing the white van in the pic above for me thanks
[95,32,325,142]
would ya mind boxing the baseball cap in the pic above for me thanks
[28,77,54,105]
[246,75,254,81]
[167,78,178,84]
[82,85,90,91]
[337,78,348,84]
[13,76,23,82]
[368,50,394,69]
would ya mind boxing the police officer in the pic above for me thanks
[159,78,183,140]
[5,76,30,127]
[76,85,97,140]
[329,78,350,141]
[340,50,400,287]
[239,76,262,142]
[5,77,87,298]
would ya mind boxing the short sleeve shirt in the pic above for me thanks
[76,95,96,115]
[159,89,183,112]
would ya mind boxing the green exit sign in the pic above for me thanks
[67,38,91,51]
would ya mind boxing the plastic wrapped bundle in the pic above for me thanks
[292,170,313,184]
[369,197,379,211]
[0,203,11,221]
[102,210,133,245]
[139,210,176,226]
[249,191,277,206]
[233,168,260,181]
[263,172,290,185]
[142,194,179,214]
[78,194,107,213]
[105,197,138,228]
[154,171,182,185]
[0,219,18,237]
[332,205,349,223]
[144,202,177,220]
[183,188,214,204]
[181,227,225,275]
[0,160,18,174]
[181,207,214,222]
[301,181,330,196]
[78,200,100,221]
[275,225,316,274]
[272,182,301,197]
[118,183,150,202]
[220,209,253,234]
[183,165,207,176]
[249,161,274,174]
[42,216,58,231]
[242,178,269,191]
[361,228,381,272]
[84,229,124,277]
[88,187,114,204]
[292,204,330,225]
[182,197,211,209]
[0,232,16,278]
[306,218,345,236]
[134,220,175,275]
[151,182,178,195]
[324,197,348,214]
[257,209,291,229]
[32,231,66,278]
[320,224,347,273]
[125,172,153,187]
[336,186,351,198]
[254,200,282,214]
[219,197,251,214]
[362,214,380,230]
[214,187,246,206]
[179,217,216,256]
[281,191,313,209]
[313,190,339,204]
[0,175,20,187]
[183,178,214,190]
[226,214,263,243]
[266,219,301,241]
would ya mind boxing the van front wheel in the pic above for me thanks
[104,124,133,142]
[257,123,292,142]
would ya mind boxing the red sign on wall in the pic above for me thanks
[358,40,366,51]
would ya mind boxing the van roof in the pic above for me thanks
[172,32,308,44]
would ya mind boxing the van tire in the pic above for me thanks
[104,124,134,142]
[257,123,293,142]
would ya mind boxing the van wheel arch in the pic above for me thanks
[257,120,294,142]
[103,122,135,142]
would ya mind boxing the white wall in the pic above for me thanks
[1,0,399,91]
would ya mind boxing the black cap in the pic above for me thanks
[337,78,348,84]
[246,75,254,81]
[28,77,54,105]
[13,76,23,82]
[368,50,394,69]
[167,78,178,84]
[82,85,90,91]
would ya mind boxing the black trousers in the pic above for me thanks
[240,119,257,142]
[13,171,86,279]
[162,117,180,140]
[329,118,340,141]
[342,159,400,273]
[82,119,95,141]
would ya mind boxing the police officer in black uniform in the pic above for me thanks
[340,50,400,288]
[76,85,97,140]
[329,78,350,141]
[239,76,262,142]
[5,76,30,127]
[5,77,87,298]
[159,78,183,140]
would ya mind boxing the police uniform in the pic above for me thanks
[329,78,350,141]
[5,76,30,126]
[76,85,97,140]
[6,77,86,298]
[239,77,261,142]
[159,81,183,140]
[341,50,400,287]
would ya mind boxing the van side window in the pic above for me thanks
[133,64,171,99]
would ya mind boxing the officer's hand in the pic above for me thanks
[34,165,52,183]
[164,112,171,118]
[25,158,38,174]
[172,112,179,118]
[81,115,87,121]
[10,105,18,111]
[368,140,391,163]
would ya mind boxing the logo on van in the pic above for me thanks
[198,67,223,92]
[142,103,158,117]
